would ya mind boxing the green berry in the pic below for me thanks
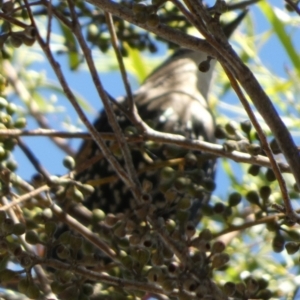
[160,166,175,181]
[225,121,237,135]
[56,245,70,260]
[92,208,105,222]
[58,230,72,245]
[10,35,23,48]
[14,117,27,128]
[131,248,150,265]
[272,233,285,253]
[199,228,212,241]
[87,24,99,41]
[228,192,242,206]
[214,124,227,139]
[211,241,226,253]
[56,270,73,284]
[3,138,17,151]
[0,145,8,160]
[223,140,238,152]
[201,204,214,216]
[256,289,273,299]
[235,282,246,295]
[82,283,94,296]
[147,13,160,27]
[248,164,260,176]
[2,1,14,13]
[6,103,17,115]
[202,178,216,192]
[18,277,30,293]
[213,202,225,214]
[259,186,271,201]
[174,177,191,192]
[240,120,252,134]
[132,3,147,14]
[285,242,299,254]
[245,190,260,205]
[177,197,191,211]
[212,253,230,268]
[26,283,40,299]
[78,183,95,195]
[198,60,210,72]
[72,186,84,202]
[5,159,17,171]
[165,219,176,232]
[265,169,276,182]
[0,97,8,109]
[63,155,75,170]
[25,230,41,245]
[223,281,236,296]
[266,219,279,232]
[246,144,261,156]
[12,223,26,235]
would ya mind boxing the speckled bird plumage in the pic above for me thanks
[74,13,246,223]
[74,49,217,221]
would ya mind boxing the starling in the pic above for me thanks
[72,13,246,224]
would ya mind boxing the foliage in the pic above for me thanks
[0,0,299,299]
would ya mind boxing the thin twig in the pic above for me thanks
[284,0,300,15]
[0,12,28,28]
[213,214,284,239]
[27,13,137,207]
[183,0,212,36]
[171,0,195,26]
[50,201,117,260]
[0,128,92,138]
[40,0,72,28]
[1,196,55,298]
[0,128,292,173]
[2,60,75,156]
[0,171,117,262]
[66,1,142,203]
[222,65,297,222]
[37,257,183,296]
[45,0,53,44]
[0,184,49,210]
[87,0,300,206]
[144,127,291,172]
[86,157,185,186]
[224,0,261,11]
[105,12,135,112]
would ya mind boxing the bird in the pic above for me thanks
[73,12,246,225]
[44,12,248,300]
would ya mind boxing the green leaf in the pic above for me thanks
[259,2,300,73]
[124,44,148,83]
[58,23,81,70]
